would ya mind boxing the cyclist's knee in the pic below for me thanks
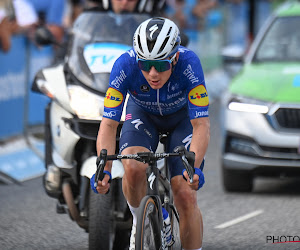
[177,191,197,211]
[173,183,198,211]
[122,147,148,183]
[123,159,146,182]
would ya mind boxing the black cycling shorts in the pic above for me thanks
[119,97,204,178]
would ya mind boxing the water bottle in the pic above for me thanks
[162,207,172,246]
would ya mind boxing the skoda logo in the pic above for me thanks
[140,85,150,93]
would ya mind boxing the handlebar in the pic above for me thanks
[94,145,195,185]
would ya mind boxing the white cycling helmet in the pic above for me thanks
[133,17,181,60]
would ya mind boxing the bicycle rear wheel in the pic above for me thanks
[136,197,161,250]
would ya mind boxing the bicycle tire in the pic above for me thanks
[169,205,182,250]
[89,183,114,250]
[136,196,161,250]
[89,179,130,250]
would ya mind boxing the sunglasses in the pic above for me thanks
[137,53,177,72]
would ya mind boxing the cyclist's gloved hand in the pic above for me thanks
[90,171,112,194]
[182,168,205,190]
[90,174,98,194]
[194,168,205,190]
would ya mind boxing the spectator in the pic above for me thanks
[25,0,66,43]
[192,0,217,30]
[0,0,18,52]
[69,0,84,23]
[166,0,218,31]
[12,0,38,32]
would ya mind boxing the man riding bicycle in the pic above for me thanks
[92,17,210,250]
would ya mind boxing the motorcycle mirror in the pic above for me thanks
[34,26,58,46]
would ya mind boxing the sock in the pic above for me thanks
[127,201,137,225]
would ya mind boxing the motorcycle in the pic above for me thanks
[31,11,150,250]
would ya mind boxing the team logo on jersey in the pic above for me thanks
[188,85,209,107]
[140,85,150,93]
[104,87,123,108]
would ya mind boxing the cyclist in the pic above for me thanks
[92,17,209,250]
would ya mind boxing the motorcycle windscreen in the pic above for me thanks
[66,12,150,94]
[84,43,131,74]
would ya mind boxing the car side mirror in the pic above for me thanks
[221,45,245,78]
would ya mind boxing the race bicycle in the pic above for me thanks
[94,134,195,250]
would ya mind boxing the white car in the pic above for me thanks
[221,1,300,192]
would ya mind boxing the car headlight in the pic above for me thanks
[68,85,104,119]
[227,96,270,114]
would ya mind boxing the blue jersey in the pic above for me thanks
[103,46,209,122]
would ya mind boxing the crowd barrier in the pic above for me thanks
[0,35,53,140]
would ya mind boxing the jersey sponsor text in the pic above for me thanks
[104,88,123,108]
[103,111,117,118]
[195,110,209,118]
[188,85,209,107]
[111,70,127,89]
[183,64,199,84]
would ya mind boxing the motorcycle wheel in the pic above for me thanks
[89,181,115,250]
[89,179,130,250]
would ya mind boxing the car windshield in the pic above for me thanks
[254,16,300,62]
[67,12,150,93]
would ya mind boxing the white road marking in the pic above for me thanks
[215,210,264,229]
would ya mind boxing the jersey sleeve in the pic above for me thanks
[103,53,130,122]
[183,50,209,119]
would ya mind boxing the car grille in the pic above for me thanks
[226,133,300,161]
[274,108,300,129]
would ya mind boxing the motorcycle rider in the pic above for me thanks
[92,17,209,250]
[72,0,166,15]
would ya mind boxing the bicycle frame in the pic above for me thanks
[95,144,195,249]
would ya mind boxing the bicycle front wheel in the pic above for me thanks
[136,197,161,250]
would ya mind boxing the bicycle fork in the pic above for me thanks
[146,165,166,250]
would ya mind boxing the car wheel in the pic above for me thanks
[222,168,253,192]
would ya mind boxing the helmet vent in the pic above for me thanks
[137,35,144,54]
[154,52,167,60]
[167,27,172,36]
[147,40,155,53]
[158,37,169,55]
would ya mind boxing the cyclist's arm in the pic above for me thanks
[96,117,119,172]
[182,117,209,190]
[190,117,210,169]
[96,52,130,160]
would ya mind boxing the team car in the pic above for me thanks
[221,1,300,192]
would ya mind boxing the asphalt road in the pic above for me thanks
[1,100,300,250]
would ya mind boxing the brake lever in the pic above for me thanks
[174,146,195,183]
[181,155,195,184]
[94,149,107,187]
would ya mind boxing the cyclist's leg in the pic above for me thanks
[171,176,203,249]
[119,100,159,208]
[167,116,204,249]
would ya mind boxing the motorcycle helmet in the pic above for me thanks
[133,17,181,60]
